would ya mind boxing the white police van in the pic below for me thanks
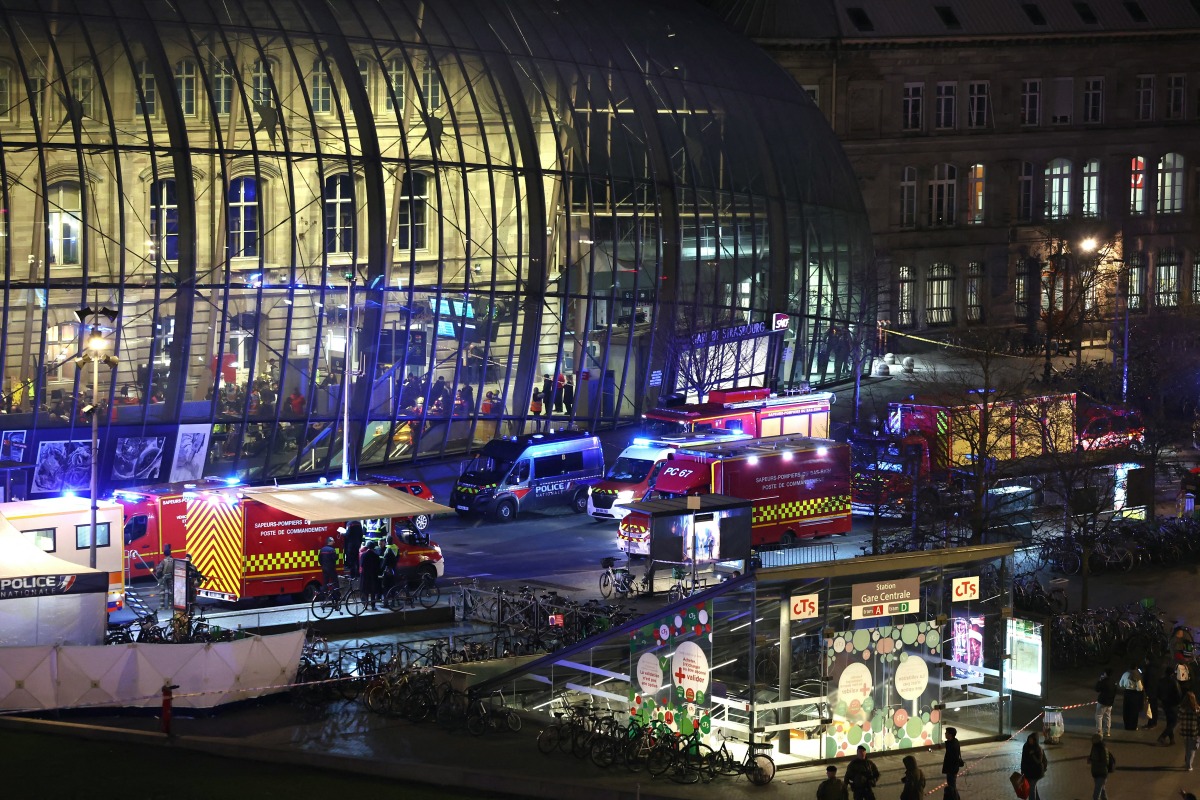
[449,430,604,522]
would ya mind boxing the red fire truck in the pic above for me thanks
[617,434,851,555]
[642,388,833,439]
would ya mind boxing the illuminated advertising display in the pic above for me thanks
[950,612,985,681]
[649,505,751,564]
[629,600,714,740]
[1007,617,1044,697]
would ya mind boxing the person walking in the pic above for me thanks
[317,537,338,590]
[1020,732,1048,800]
[1145,656,1162,729]
[844,745,880,800]
[360,541,382,610]
[562,375,575,415]
[1180,691,1200,770]
[541,374,554,420]
[942,726,964,799]
[381,536,399,596]
[1087,733,1116,800]
[900,754,925,800]
[1120,663,1146,731]
[1095,669,1117,737]
[815,765,846,800]
[1160,664,1184,745]
[343,521,364,580]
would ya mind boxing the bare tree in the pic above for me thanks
[664,283,767,400]
[831,258,883,430]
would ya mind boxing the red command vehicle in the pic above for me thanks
[641,388,833,439]
[115,478,236,580]
[617,434,850,555]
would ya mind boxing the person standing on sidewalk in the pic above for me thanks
[1160,664,1184,745]
[1020,732,1048,800]
[1145,656,1163,729]
[1087,733,1116,800]
[1120,664,1146,731]
[942,726,964,799]
[1096,669,1117,737]
[900,754,926,800]
[816,765,845,800]
[1180,691,1200,770]
[844,745,880,800]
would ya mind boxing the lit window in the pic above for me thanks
[1018,162,1035,222]
[1136,75,1154,121]
[311,59,331,113]
[1021,79,1041,126]
[23,528,55,552]
[1192,255,1200,302]
[935,82,956,129]
[420,60,441,110]
[1129,156,1147,214]
[29,62,46,120]
[211,58,234,116]
[386,57,406,112]
[1127,252,1146,311]
[174,59,196,116]
[967,81,989,128]
[927,163,957,226]
[1044,158,1072,220]
[1082,159,1100,217]
[966,261,984,322]
[324,175,355,254]
[1167,75,1186,120]
[251,59,273,106]
[1015,262,1031,320]
[1156,250,1179,307]
[76,522,110,549]
[1158,153,1184,214]
[1083,77,1103,123]
[134,60,156,117]
[397,172,429,251]
[967,164,985,224]
[47,181,81,266]
[43,323,78,381]
[926,264,956,326]
[897,266,915,328]
[227,177,259,259]
[0,64,9,119]
[902,83,923,131]
[70,64,95,119]
[150,179,178,262]
[900,166,917,228]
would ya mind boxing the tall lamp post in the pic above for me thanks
[74,306,118,569]
[341,272,356,483]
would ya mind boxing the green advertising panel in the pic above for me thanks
[629,600,715,739]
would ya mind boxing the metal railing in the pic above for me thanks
[754,543,837,568]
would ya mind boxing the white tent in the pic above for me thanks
[0,515,107,646]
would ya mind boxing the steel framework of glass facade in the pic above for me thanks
[0,0,871,496]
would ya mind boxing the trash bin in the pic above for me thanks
[1043,706,1064,744]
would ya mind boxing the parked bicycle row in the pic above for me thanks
[535,698,774,786]
[309,572,440,619]
[456,580,639,644]
[104,609,247,645]
[1048,603,1169,669]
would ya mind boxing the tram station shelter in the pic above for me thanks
[476,543,1021,766]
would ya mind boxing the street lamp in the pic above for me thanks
[74,307,118,569]
[342,272,356,483]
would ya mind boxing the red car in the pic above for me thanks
[371,477,438,531]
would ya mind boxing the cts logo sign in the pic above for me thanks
[952,576,979,602]
[789,593,819,620]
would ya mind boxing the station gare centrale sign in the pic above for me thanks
[851,577,921,620]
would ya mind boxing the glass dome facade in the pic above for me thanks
[0,0,871,492]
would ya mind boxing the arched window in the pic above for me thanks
[398,172,429,251]
[897,266,915,328]
[251,59,274,106]
[1157,153,1184,214]
[927,163,957,226]
[925,264,955,325]
[1082,159,1100,218]
[134,60,156,117]
[1130,156,1147,214]
[47,181,81,266]
[899,166,916,228]
[150,179,178,262]
[1044,158,1072,219]
[174,59,197,116]
[227,177,259,259]
[210,58,234,116]
[324,175,355,254]
[967,164,985,224]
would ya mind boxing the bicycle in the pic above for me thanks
[666,567,697,603]
[708,731,776,785]
[466,689,523,735]
[599,556,646,598]
[382,572,441,610]
[311,578,366,619]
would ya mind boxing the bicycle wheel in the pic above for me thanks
[344,590,367,616]
[467,710,488,736]
[591,737,616,769]
[711,746,739,777]
[537,725,561,755]
[646,743,676,778]
[599,572,614,598]
[747,753,776,785]
[505,710,522,732]
[311,593,334,620]
[381,586,403,611]
[417,582,441,609]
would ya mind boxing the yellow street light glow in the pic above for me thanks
[88,336,110,350]
[1079,237,1098,252]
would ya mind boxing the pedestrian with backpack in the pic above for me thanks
[942,726,965,799]
[1087,733,1116,800]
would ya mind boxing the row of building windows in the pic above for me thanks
[901,73,1193,132]
[0,56,443,121]
[897,153,1187,228]
[894,252,1200,328]
[42,172,431,266]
